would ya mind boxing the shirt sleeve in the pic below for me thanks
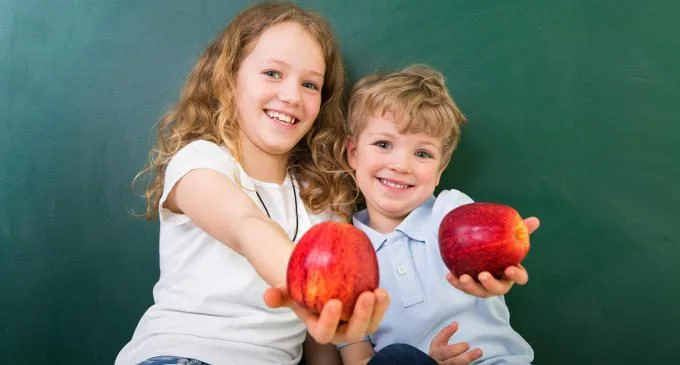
[431,189,475,225]
[159,140,237,219]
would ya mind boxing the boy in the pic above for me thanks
[339,65,538,365]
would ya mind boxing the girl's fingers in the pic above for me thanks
[308,299,343,344]
[342,292,375,341]
[262,286,289,309]
[367,288,389,334]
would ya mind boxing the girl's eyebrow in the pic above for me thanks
[262,58,324,78]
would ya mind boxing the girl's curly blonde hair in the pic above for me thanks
[133,2,355,221]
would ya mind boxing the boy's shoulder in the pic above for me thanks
[351,189,474,244]
[431,189,474,223]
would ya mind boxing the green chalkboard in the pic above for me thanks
[1,0,678,364]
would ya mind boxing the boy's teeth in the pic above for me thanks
[266,110,295,124]
[380,178,409,189]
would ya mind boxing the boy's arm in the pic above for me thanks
[303,334,343,365]
[339,340,375,365]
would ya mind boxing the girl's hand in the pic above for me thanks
[263,286,390,345]
[429,321,482,365]
[445,217,539,298]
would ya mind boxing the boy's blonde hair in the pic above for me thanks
[133,2,354,221]
[347,64,467,169]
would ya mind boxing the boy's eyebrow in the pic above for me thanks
[365,131,396,139]
[418,140,441,149]
[366,131,441,146]
[262,58,324,78]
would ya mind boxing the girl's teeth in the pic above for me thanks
[267,111,295,124]
[380,178,409,189]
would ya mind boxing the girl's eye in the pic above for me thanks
[302,81,319,91]
[415,150,433,159]
[263,70,282,79]
[373,141,391,149]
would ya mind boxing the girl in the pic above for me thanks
[116,3,388,365]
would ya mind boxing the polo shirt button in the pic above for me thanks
[397,265,407,275]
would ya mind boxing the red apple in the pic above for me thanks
[287,221,379,321]
[438,202,530,280]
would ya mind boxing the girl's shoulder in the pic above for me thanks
[168,140,238,172]
[173,140,235,163]
[163,140,244,194]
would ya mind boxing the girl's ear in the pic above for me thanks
[346,137,358,170]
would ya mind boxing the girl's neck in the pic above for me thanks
[239,142,289,184]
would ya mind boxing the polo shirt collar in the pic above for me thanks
[352,195,436,250]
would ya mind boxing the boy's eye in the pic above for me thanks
[263,70,282,79]
[373,141,391,149]
[415,150,433,159]
[302,81,320,91]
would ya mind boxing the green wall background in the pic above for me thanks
[1,0,678,363]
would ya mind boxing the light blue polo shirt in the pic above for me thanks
[353,189,534,364]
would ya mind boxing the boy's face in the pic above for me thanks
[347,113,444,232]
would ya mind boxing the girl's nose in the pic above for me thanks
[278,82,301,105]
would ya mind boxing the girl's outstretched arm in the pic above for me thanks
[167,168,389,343]
[166,168,294,287]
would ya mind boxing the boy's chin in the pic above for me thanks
[375,205,415,220]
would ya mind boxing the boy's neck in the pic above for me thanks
[366,207,407,234]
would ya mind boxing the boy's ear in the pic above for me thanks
[346,137,358,169]
[435,165,446,186]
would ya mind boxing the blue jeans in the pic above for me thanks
[138,356,210,365]
[368,344,437,365]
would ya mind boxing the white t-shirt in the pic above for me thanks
[116,140,333,365]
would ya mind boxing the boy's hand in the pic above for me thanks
[445,217,539,298]
[263,285,389,345]
[429,321,483,365]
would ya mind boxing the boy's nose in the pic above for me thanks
[388,161,410,173]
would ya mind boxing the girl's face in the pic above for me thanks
[347,114,444,232]
[235,22,325,161]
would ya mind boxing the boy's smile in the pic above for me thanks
[347,113,444,233]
